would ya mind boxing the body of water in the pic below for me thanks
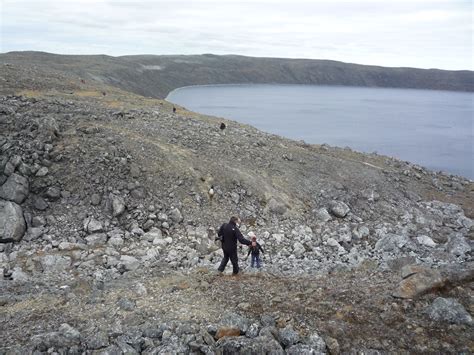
[167,84,473,179]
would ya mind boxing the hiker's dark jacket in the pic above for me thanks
[247,242,264,257]
[218,222,251,252]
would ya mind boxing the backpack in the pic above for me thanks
[216,223,226,242]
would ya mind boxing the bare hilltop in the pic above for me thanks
[0,52,472,354]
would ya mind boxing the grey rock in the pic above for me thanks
[32,215,46,227]
[45,186,61,201]
[278,326,300,348]
[287,344,326,355]
[426,297,473,325]
[37,116,60,142]
[144,227,162,242]
[91,193,102,206]
[86,331,110,350]
[35,166,49,177]
[84,217,104,233]
[41,254,71,272]
[86,233,107,246]
[446,234,471,257]
[216,335,284,354]
[0,200,26,241]
[143,219,154,231]
[98,345,125,354]
[0,173,29,204]
[169,207,183,223]
[265,197,287,215]
[231,192,240,204]
[315,208,332,222]
[25,226,45,241]
[32,323,81,351]
[33,196,49,211]
[111,194,126,217]
[120,255,140,271]
[293,241,306,257]
[158,213,168,222]
[306,332,327,353]
[374,233,409,252]
[329,201,350,218]
[11,267,29,282]
[246,323,260,338]
[118,298,137,311]
[220,312,250,333]
[260,314,276,327]
[131,187,145,199]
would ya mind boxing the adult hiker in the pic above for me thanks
[217,216,251,275]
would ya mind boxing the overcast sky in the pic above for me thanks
[1,0,472,70]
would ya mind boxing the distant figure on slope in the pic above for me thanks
[173,106,177,113]
[245,232,264,268]
[216,216,251,275]
[219,122,226,136]
[208,185,215,202]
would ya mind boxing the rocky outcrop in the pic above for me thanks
[0,173,29,204]
[0,199,26,241]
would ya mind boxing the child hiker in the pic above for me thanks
[246,232,264,268]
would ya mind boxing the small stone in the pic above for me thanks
[329,201,350,218]
[117,298,136,311]
[111,195,126,217]
[120,255,140,271]
[32,215,46,227]
[315,208,332,222]
[169,207,183,223]
[34,196,49,211]
[85,233,107,246]
[416,235,437,248]
[84,217,103,233]
[45,187,61,201]
[35,166,49,177]
[91,193,101,206]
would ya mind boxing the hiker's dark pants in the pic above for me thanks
[218,249,239,274]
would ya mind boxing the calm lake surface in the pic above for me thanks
[167,84,474,179]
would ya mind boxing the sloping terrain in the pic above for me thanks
[1,51,473,100]
[0,56,472,354]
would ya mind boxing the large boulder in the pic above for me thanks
[0,200,26,241]
[446,233,471,257]
[40,255,72,273]
[393,265,445,299]
[374,233,410,253]
[278,326,300,348]
[426,297,473,325]
[0,173,29,204]
[32,323,81,351]
[219,312,250,334]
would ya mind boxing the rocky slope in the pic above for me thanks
[1,51,473,100]
[0,60,472,354]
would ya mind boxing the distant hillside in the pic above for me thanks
[1,51,473,98]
